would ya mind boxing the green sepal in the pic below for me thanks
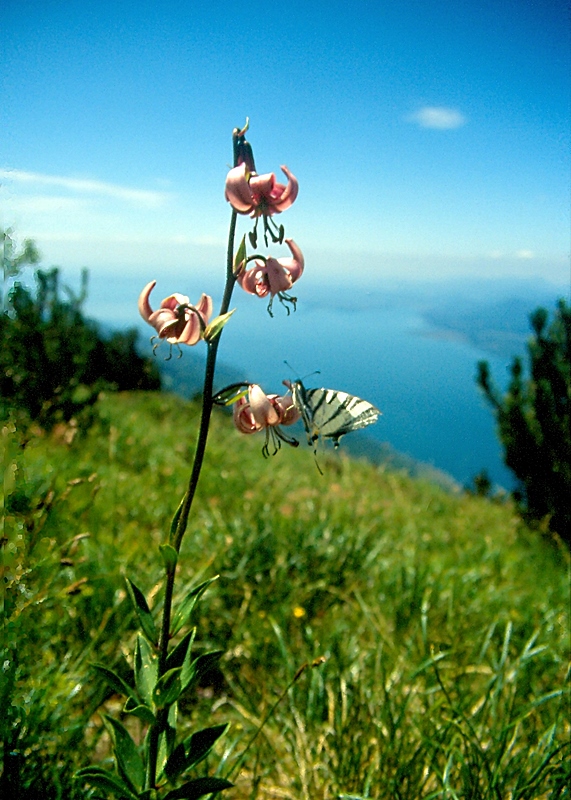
[126,578,158,645]
[139,791,158,800]
[171,577,218,636]
[123,696,156,725]
[165,723,230,781]
[166,629,196,672]
[181,650,223,694]
[204,309,236,343]
[135,633,158,707]
[91,663,138,703]
[75,766,140,800]
[153,667,182,708]
[233,234,247,276]
[160,543,178,572]
[163,777,233,800]
[102,714,145,794]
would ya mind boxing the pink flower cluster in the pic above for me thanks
[138,127,303,357]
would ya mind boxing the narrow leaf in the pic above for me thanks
[91,663,137,703]
[181,650,223,694]
[103,714,145,793]
[169,496,185,539]
[165,723,229,780]
[166,629,196,672]
[153,667,182,708]
[163,777,233,800]
[135,634,158,707]
[75,766,140,800]
[126,578,158,644]
[233,234,247,275]
[171,577,218,636]
[204,309,236,343]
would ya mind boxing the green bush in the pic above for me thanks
[1,232,160,430]
[477,299,571,543]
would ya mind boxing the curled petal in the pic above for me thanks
[225,163,255,213]
[233,395,263,434]
[272,166,298,212]
[248,384,280,427]
[138,281,157,321]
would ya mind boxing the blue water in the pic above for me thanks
[84,273,515,489]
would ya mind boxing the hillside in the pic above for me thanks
[4,390,570,799]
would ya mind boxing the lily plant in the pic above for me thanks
[76,121,307,800]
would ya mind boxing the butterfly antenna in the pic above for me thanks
[283,360,321,382]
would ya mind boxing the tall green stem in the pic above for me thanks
[147,207,238,790]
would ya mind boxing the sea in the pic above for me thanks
[77,271,568,491]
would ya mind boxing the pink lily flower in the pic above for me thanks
[225,162,298,217]
[233,384,300,455]
[237,239,304,300]
[138,281,213,345]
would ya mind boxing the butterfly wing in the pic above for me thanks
[291,381,380,449]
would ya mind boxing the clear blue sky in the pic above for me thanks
[2,0,570,289]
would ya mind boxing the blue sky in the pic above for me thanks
[2,0,570,290]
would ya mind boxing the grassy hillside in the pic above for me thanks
[3,390,570,799]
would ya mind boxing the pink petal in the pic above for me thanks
[264,258,293,296]
[282,238,304,283]
[161,292,190,311]
[194,292,213,322]
[225,163,255,213]
[138,281,157,321]
[273,166,298,212]
[248,384,280,427]
[238,264,270,297]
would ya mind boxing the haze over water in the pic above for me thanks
[81,271,558,490]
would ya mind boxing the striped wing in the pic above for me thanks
[291,381,380,449]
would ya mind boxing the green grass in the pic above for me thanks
[3,390,570,799]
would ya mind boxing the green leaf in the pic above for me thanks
[91,663,138,703]
[165,723,229,781]
[153,667,182,708]
[233,234,247,275]
[123,696,156,725]
[181,650,223,694]
[169,495,185,539]
[103,714,145,794]
[171,577,218,636]
[204,309,236,343]
[166,629,196,672]
[126,578,158,644]
[75,766,140,800]
[135,634,158,707]
[163,776,233,800]
[160,543,178,572]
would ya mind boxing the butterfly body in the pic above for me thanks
[288,380,380,450]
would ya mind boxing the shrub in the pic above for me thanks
[1,238,160,431]
[477,299,570,543]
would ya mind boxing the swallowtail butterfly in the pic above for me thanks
[288,380,380,451]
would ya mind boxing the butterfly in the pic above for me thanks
[287,379,381,451]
